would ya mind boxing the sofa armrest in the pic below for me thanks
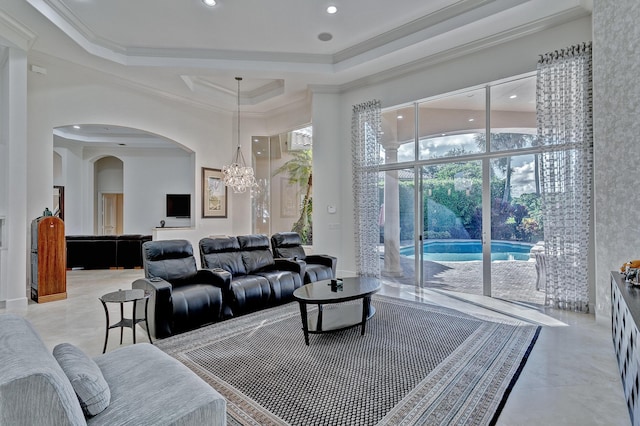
[132,278,173,339]
[270,258,306,277]
[196,269,232,290]
[306,254,337,277]
[199,268,234,318]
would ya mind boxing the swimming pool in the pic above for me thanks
[399,240,533,262]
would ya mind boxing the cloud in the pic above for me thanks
[510,158,537,197]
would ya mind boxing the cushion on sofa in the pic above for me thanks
[200,237,246,275]
[237,235,275,272]
[271,232,307,260]
[143,240,201,282]
[91,343,226,426]
[53,343,111,417]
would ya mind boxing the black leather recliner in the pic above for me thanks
[132,239,226,338]
[199,234,304,316]
[271,232,337,283]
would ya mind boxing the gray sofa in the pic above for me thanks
[0,314,226,425]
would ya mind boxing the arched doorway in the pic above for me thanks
[53,124,194,235]
[95,156,123,235]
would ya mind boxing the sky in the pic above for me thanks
[382,133,537,198]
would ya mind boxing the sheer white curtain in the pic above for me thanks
[536,42,593,312]
[351,100,381,277]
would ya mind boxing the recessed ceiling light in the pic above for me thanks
[509,95,517,99]
[318,32,333,42]
[468,118,475,122]
[73,125,80,129]
[203,0,216,6]
[327,6,337,14]
[397,115,403,120]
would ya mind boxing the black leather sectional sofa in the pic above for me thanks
[132,234,337,338]
[66,234,152,269]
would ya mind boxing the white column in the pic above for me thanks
[382,145,403,278]
[3,47,28,308]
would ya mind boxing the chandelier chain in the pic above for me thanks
[222,76,258,193]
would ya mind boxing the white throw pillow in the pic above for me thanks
[53,343,111,417]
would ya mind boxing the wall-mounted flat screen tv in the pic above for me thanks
[166,194,191,218]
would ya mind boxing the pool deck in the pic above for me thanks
[381,255,544,307]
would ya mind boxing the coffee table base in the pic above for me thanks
[297,296,375,345]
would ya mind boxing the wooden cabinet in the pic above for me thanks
[31,216,66,303]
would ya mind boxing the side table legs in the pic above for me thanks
[144,298,153,345]
[99,293,153,354]
[100,299,110,354]
[298,302,309,346]
[361,296,371,335]
[120,302,124,345]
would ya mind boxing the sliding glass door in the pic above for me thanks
[379,74,544,305]
[378,169,416,286]
[421,161,483,295]
[489,153,544,305]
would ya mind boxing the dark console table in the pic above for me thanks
[611,271,640,425]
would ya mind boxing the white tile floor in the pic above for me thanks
[2,270,631,425]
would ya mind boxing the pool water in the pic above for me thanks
[399,240,533,262]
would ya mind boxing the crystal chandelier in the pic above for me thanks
[223,77,257,193]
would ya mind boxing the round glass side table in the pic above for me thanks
[99,289,152,353]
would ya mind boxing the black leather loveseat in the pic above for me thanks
[66,234,151,269]
[199,234,305,316]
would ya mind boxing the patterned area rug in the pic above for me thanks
[156,295,540,426]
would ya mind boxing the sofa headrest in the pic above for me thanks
[143,240,193,261]
[237,234,270,250]
[271,232,302,248]
[199,236,240,254]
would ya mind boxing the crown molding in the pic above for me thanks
[333,0,528,68]
[338,6,591,94]
[24,0,537,74]
[31,51,232,115]
[0,10,38,51]
[181,76,285,106]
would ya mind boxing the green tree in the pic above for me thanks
[273,149,313,244]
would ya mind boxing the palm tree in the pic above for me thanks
[273,149,313,244]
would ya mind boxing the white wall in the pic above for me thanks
[593,0,640,322]
[26,53,240,237]
[56,144,194,234]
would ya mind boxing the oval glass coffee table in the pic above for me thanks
[292,276,381,345]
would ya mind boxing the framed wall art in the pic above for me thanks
[202,168,227,218]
